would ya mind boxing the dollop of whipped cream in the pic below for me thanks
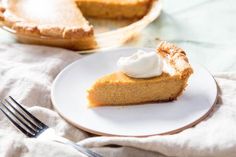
[117,50,163,78]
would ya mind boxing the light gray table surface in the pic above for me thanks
[1,0,236,73]
[127,0,236,73]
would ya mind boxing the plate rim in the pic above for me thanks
[51,47,218,137]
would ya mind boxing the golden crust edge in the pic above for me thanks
[5,22,94,39]
[0,5,94,39]
[157,41,193,79]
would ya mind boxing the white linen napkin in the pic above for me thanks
[0,43,236,157]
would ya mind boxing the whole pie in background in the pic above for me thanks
[0,0,154,50]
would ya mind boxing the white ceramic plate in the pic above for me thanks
[51,48,217,137]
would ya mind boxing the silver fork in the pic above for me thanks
[0,96,103,157]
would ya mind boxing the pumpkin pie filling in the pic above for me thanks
[75,0,153,19]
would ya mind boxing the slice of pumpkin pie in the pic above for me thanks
[87,42,193,107]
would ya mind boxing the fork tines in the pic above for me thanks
[0,96,48,137]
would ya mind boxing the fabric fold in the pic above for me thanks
[0,43,236,157]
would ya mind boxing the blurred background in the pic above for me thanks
[1,0,236,72]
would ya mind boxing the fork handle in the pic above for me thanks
[54,137,103,157]
[39,129,103,157]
